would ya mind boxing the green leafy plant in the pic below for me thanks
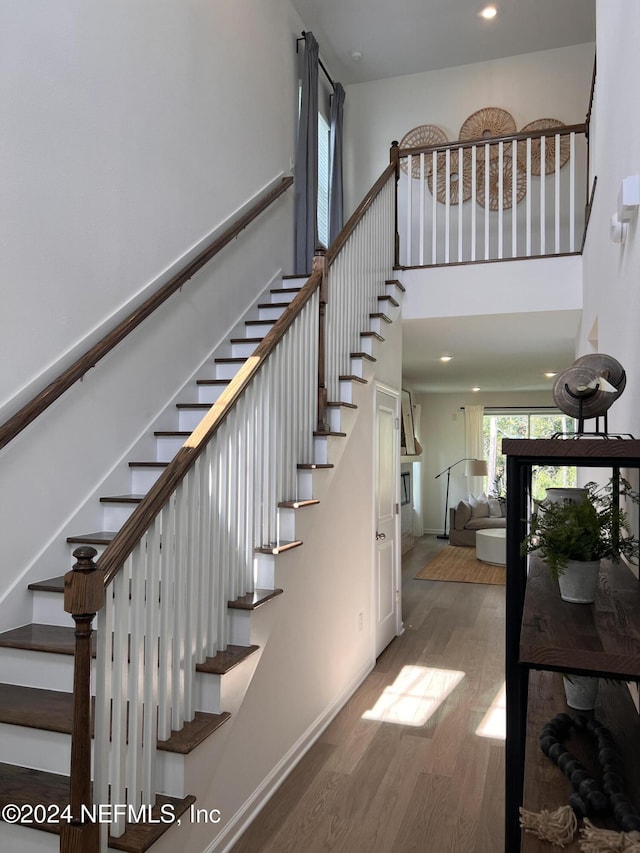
[520,477,640,580]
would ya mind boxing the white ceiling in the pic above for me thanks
[290,0,595,86]
[289,0,595,394]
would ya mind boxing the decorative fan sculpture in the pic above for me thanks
[475,156,527,210]
[399,124,449,178]
[427,148,473,205]
[552,354,627,433]
[517,118,571,176]
[459,107,516,158]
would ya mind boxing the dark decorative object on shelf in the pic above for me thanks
[552,353,627,435]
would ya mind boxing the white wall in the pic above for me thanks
[343,42,595,215]
[0,0,305,617]
[416,390,553,534]
[579,1,640,438]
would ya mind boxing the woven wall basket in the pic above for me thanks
[517,118,570,176]
[459,108,516,160]
[399,124,448,178]
[475,156,527,211]
[427,149,473,205]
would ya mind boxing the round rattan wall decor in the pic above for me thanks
[399,124,449,178]
[517,118,570,176]
[427,149,473,205]
[459,108,516,157]
[475,156,527,211]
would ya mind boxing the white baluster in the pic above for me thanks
[526,138,532,257]
[419,153,425,266]
[458,145,463,262]
[444,148,450,263]
[498,141,504,259]
[142,517,161,802]
[540,135,546,255]
[512,140,517,257]
[406,155,412,265]
[431,150,437,264]
[569,132,576,252]
[158,497,175,737]
[555,133,561,253]
[484,143,490,259]
[471,145,477,262]
[110,565,129,836]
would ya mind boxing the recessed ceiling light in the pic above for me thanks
[440,355,453,362]
[351,50,363,61]
[472,386,481,392]
[544,372,557,378]
[480,5,497,19]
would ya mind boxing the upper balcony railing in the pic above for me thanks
[393,123,588,268]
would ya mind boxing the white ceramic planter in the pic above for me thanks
[563,675,599,710]
[557,559,600,604]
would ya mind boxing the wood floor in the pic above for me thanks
[231,537,505,852]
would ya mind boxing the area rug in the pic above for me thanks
[414,545,505,585]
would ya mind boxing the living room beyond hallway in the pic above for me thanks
[231,535,505,852]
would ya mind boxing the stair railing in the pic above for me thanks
[0,176,293,453]
[396,123,588,267]
[63,163,397,851]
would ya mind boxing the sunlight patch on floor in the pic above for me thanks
[475,681,506,740]
[362,665,465,727]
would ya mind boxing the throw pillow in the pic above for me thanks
[468,493,490,518]
[454,500,472,529]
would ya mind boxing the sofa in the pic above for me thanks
[449,494,506,547]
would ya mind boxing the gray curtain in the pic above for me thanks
[328,82,345,244]
[294,31,319,275]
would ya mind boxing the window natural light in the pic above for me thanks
[362,665,464,727]
[475,681,506,740]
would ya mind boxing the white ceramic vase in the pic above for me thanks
[562,675,599,710]
[557,558,600,604]
[544,487,588,506]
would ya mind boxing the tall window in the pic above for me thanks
[483,412,576,501]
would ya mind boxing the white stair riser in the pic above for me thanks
[0,823,59,853]
[197,384,227,404]
[369,316,390,335]
[245,321,275,337]
[255,553,275,589]
[0,723,81,777]
[258,305,285,321]
[130,467,165,493]
[0,648,89,692]
[231,341,259,358]
[101,503,138,531]
[178,408,208,432]
[270,289,299,304]
[215,362,242,381]
[155,435,187,462]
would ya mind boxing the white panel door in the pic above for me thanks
[375,388,400,657]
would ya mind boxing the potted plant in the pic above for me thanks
[521,477,640,604]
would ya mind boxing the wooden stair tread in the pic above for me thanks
[313,431,347,437]
[0,683,74,733]
[350,351,376,361]
[282,273,308,280]
[157,711,231,755]
[297,463,334,469]
[270,287,301,294]
[66,531,116,545]
[0,764,194,850]
[386,278,406,292]
[196,644,260,675]
[195,378,232,385]
[128,461,169,468]
[108,794,196,853]
[0,624,95,656]
[378,294,399,307]
[28,575,65,593]
[214,357,246,364]
[361,331,385,341]
[255,540,302,555]
[154,430,191,437]
[100,494,145,504]
[175,402,213,410]
[278,499,320,509]
[245,318,276,326]
[228,589,284,609]
[258,301,289,309]
[326,401,357,409]
[229,337,263,344]
[339,374,367,384]
[370,312,392,323]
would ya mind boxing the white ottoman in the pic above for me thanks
[476,528,506,566]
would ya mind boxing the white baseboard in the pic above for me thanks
[210,658,374,853]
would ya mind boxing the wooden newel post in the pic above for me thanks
[61,546,103,853]
[313,248,330,432]
[390,141,400,268]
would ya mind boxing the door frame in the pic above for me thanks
[372,382,403,658]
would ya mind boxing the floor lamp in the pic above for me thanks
[435,458,488,539]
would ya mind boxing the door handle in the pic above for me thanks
[376,531,386,540]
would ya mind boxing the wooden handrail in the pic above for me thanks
[0,176,294,452]
[398,123,587,160]
[326,164,396,266]
[99,270,323,588]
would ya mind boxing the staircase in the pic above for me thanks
[0,266,404,852]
